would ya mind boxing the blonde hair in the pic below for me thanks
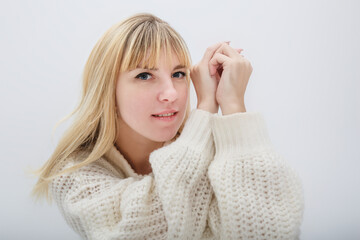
[32,13,192,200]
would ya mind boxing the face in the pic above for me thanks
[116,52,189,143]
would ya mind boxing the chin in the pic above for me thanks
[151,129,179,143]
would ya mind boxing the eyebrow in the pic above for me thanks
[135,64,186,71]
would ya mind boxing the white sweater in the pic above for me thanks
[51,109,304,240]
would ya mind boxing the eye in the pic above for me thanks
[172,71,186,78]
[135,72,152,80]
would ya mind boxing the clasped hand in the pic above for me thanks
[190,42,252,115]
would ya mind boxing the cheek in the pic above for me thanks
[177,82,189,104]
[117,88,153,117]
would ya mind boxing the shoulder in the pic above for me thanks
[50,151,126,202]
[64,150,125,179]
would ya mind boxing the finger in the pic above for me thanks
[203,42,229,62]
[215,66,222,81]
[214,44,239,59]
[236,48,243,53]
[209,52,230,76]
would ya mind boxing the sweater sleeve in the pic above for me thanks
[51,160,166,240]
[149,109,214,239]
[50,109,215,240]
[207,112,304,240]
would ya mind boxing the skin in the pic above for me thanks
[115,52,189,175]
[191,42,251,114]
[115,43,252,175]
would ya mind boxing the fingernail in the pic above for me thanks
[225,41,231,45]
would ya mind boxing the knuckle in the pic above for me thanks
[218,43,227,51]
[190,65,197,75]
[191,64,199,70]
[213,52,221,58]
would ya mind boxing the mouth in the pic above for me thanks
[152,112,177,117]
[151,111,178,121]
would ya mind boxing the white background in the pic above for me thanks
[1,0,359,239]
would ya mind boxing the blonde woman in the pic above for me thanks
[33,13,304,239]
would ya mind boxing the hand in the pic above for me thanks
[209,44,252,115]
[190,42,228,113]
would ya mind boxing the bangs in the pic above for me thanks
[119,21,191,72]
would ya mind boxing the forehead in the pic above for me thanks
[137,50,185,70]
[121,44,190,72]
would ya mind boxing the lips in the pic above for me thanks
[151,110,178,120]
[153,112,176,117]
[152,110,178,116]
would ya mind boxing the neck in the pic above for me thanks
[115,124,163,175]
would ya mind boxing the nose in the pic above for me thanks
[158,77,178,103]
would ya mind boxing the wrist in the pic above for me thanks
[197,100,219,113]
[220,101,246,115]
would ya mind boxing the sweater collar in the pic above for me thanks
[104,145,157,178]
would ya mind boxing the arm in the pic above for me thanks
[51,109,214,239]
[51,160,164,239]
[150,109,214,239]
[207,112,304,239]
[204,43,303,238]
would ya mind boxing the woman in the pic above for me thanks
[33,13,304,239]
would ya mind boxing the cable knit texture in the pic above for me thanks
[50,109,304,240]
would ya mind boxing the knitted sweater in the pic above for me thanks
[51,109,304,240]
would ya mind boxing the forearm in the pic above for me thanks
[150,109,215,238]
[51,159,167,239]
[208,112,304,239]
